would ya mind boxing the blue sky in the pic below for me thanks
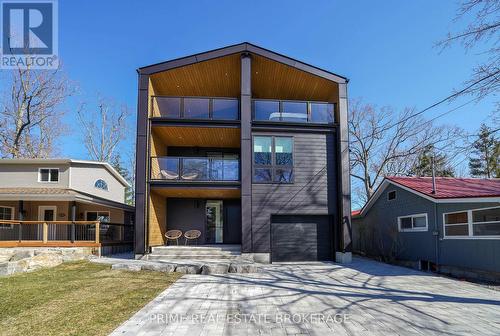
[53,0,495,162]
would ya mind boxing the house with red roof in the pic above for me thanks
[352,176,500,282]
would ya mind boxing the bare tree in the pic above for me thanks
[349,99,462,202]
[0,66,72,158]
[437,0,500,102]
[77,99,129,162]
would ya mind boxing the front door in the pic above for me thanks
[38,206,57,240]
[206,200,223,244]
[38,206,56,221]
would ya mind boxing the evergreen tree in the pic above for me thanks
[409,145,455,177]
[110,154,134,205]
[469,124,499,178]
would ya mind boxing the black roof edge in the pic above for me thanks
[137,42,348,83]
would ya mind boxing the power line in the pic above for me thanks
[352,70,500,143]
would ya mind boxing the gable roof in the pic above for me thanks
[387,177,500,199]
[359,177,500,217]
[137,42,348,83]
[0,159,130,187]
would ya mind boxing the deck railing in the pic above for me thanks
[252,99,335,124]
[0,220,134,246]
[150,156,240,182]
[151,96,239,120]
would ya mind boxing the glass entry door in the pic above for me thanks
[206,200,223,244]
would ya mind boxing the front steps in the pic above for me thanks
[147,245,241,261]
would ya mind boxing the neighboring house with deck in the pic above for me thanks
[0,159,134,255]
[134,42,352,263]
[352,177,500,281]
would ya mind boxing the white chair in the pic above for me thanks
[160,170,179,180]
[181,172,199,180]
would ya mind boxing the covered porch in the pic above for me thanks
[148,187,241,248]
[0,196,133,253]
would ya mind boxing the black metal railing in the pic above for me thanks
[252,99,335,124]
[151,96,239,120]
[151,156,240,182]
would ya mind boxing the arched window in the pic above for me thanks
[94,179,108,191]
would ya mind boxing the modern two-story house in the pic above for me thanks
[134,43,352,263]
[0,159,134,254]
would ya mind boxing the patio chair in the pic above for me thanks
[184,230,201,245]
[160,170,179,180]
[165,230,182,245]
[181,172,199,180]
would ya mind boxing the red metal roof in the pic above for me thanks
[387,177,500,199]
[351,210,361,216]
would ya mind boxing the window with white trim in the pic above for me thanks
[94,179,108,191]
[39,168,59,182]
[0,206,13,229]
[444,206,500,238]
[398,213,428,232]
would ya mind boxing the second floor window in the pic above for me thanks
[39,168,59,183]
[94,179,108,191]
[253,136,293,183]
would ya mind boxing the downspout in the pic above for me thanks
[434,202,439,269]
[431,155,439,269]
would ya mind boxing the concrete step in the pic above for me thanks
[151,245,241,256]
[150,249,240,256]
[147,254,240,261]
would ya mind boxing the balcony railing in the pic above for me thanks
[252,99,335,124]
[151,96,239,120]
[151,157,240,182]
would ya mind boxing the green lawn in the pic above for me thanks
[0,261,182,336]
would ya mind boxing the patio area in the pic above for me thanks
[110,257,500,335]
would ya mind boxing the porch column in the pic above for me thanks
[18,200,23,242]
[18,200,24,220]
[135,73,150,255]
[240,52,252,253]
[336,81,352,262]
[71,202,76,243]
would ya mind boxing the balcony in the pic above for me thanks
[151,157,240,182]
[151,96,239,120]
[252,99,335,124]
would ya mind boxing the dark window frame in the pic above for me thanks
[252,135,294,184]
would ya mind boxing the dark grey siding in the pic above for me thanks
[251,131,337,253]
[436,202,500,273]
[167,199,206,243]
[353,184,436,262]
[167,198,241,245]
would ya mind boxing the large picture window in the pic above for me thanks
[0,206,13,229]
[397,213,428,232]
[253,136,293,183]
[444,206,500,238]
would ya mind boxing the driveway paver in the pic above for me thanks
[110,257,500,336]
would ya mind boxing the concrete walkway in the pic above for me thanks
[110,257,500,336]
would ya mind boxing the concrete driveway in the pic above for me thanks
[110,257,500,336]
